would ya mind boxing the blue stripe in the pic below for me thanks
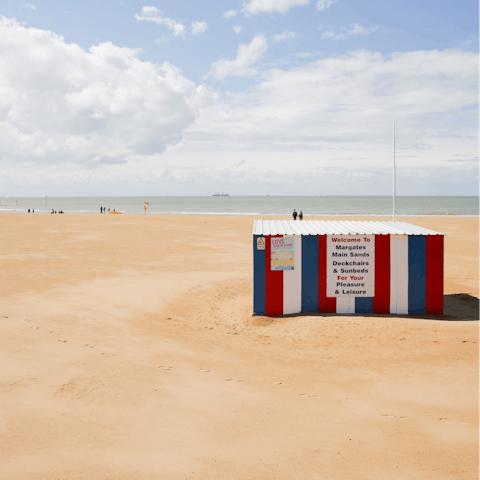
[301,236,319,313]
[408,235,426,314]
[253,235,266,315]
[355,297,373,314]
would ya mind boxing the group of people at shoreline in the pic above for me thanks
[26,208,64,213]
[100,207,115,213]
[292,209,303,221]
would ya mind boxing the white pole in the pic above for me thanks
[393,121,396,223]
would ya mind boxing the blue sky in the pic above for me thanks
[0,0,478,195]
[8,0,477,85]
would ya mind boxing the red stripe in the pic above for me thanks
[372,235,390,314]
[426,235,444,315]
[318,236,336,313]
[265,235,284,316]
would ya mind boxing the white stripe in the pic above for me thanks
[283,236,302,314]
[390,235,409,314]
[337,296,355,314]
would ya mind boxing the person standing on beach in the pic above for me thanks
[100,206,103,214]
[292,209,297,220]
[299,211,303,221]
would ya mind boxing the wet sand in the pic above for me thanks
[0,214,478,479]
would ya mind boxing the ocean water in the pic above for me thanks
[0,196,478,216]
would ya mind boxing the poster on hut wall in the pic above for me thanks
[326,235,375,297]
[271,237,295,270]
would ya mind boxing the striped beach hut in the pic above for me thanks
[253,220,444,316]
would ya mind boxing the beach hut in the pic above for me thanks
[253,220,444,316]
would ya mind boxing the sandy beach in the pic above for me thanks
[0,213,478,480]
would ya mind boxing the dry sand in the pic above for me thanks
[0,214,478,480]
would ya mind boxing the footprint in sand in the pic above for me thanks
[24,319,31,322]
[272,382,289,386]
[158,366,173,370]
[57,340,67,343]
[299,394,320,399]
[226,379,243,383]
[200,369,210,372]
[382,414,406,419]
[439,418,449,421]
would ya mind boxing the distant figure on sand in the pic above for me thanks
[28,209,30,213]
[292,209,297,221]
[299,211,303,221]
[32,209,34,213]
[100,206,103,214]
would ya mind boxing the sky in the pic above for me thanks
[0,0,478,196]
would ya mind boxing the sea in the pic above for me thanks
[0,196,478,216]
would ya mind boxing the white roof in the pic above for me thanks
[253,220,443,236]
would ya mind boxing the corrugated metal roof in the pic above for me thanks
[253,220,443,236]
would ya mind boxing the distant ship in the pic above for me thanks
[213,192,229,196]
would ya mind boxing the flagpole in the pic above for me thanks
[393,121,396,223]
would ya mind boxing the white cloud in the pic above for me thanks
[233,25,242,34]
[0,16,477,196]
[242,0,309,15]
[192,21,208,35]
[273,31,300,42]
[155,36,169,45]
[0,16,214,166]
[296,51,321,57]
[23,3,36,10]
[322,23,378,40]
[190,49,478,186]
[317,0,337,10]
[135,6,186,37]
[208,34,268,80]
[222,9,238,18]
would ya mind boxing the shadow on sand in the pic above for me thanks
[444,293,479,321]
[270,294,479,322]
